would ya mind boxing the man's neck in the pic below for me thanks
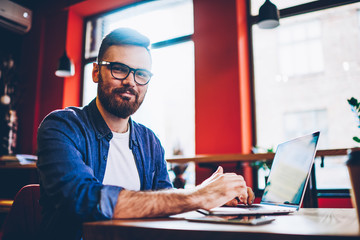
[96,98,129,133]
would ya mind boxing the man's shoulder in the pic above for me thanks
[42,106,86,124]
[38,105,93,135]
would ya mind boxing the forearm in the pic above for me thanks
[113,188,202,218]
[113,167,253,219]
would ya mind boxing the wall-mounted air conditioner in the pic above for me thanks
[0,0,32,34]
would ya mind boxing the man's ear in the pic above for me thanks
[92,62,99,83]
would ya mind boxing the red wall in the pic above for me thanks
[63,10,83,108]
[193,0,253,185]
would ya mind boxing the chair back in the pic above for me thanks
[1,184,41,240]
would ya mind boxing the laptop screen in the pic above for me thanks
[261,132,320,206]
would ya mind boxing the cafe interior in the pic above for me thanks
[0,0,360,239]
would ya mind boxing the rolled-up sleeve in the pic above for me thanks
[37,111,121,222]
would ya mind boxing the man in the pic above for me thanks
[37,28,254,240]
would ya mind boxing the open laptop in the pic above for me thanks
[198,131,320,216]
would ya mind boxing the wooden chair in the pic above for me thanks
[1,184,42,240]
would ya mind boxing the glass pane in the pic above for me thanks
[84,0,193,59]
[133,41,195,188]
[84,18,105,59]
[132,41,195,158]
[253,3,360,189]
[82,62,97,105]
[315,156,351,189]
[105,0,193,44]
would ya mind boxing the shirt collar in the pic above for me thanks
[88,98,112,140]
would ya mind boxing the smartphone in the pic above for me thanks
[186,215,275,225]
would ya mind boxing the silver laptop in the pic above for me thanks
[198,131,320,216]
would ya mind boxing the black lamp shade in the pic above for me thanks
[55,50,75,77]
[258,0,280,29]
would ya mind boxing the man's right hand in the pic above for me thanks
[193,166,252,210]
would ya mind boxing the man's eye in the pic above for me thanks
[112,64,128,73]
[136,70,150,79]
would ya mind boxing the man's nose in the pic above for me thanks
[122,70,136,86]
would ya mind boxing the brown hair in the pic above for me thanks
[97,28,150,63]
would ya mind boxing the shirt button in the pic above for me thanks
[103,156,107,160]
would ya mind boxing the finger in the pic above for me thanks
[238,188,249,205]
[247,187,255,205]
[210,166,222,178]
[216,166,223,174]
[225,198,238,207]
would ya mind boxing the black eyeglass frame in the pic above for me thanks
[98,61,153,85]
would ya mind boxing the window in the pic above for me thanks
[278,20,324,78]
[252,1,360,190]
[82,0,195,187]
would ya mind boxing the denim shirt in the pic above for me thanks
[36,98,172,240]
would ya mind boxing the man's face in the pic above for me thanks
[93,45,151,119]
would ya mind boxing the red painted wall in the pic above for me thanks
[39,11,68,120]
[63,10,83,108]
[193,0,253,185]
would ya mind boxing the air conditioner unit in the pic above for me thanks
[0,0,32,34]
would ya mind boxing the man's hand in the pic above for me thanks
[225,187,255,206]
[194,166,254,210]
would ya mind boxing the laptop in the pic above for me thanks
[197,131,320,216]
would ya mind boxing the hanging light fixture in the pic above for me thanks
[258,0,280,29]
[55,50,75,77]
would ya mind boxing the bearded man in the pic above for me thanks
[36,28,254,240]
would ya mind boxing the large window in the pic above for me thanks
[251,1,360,190]
[82,0,195,186]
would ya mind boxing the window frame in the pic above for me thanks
[247,0,360,197]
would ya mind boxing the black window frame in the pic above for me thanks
[247,0,360,199]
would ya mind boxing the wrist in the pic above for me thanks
[188,186,206,209]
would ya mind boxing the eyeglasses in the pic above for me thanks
[98,61,153,85]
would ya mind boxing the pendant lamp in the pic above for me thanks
[258,0,280,29]
[55,50,75,77]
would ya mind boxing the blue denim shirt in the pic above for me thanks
[36,98,172,240]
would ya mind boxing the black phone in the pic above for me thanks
[186,215,275,225]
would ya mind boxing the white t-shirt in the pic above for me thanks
[102,128,141,191]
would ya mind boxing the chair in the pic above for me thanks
[1,184,42,240]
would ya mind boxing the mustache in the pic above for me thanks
[112,87,138,96]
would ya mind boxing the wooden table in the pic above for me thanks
[166,148,354,164]
[83,208,360,240]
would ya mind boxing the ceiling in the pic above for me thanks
[70,0,141,17]
[11,0,142,17]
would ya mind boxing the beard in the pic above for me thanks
[97,74,145,119]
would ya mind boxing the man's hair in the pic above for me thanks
[97,28,150,63]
